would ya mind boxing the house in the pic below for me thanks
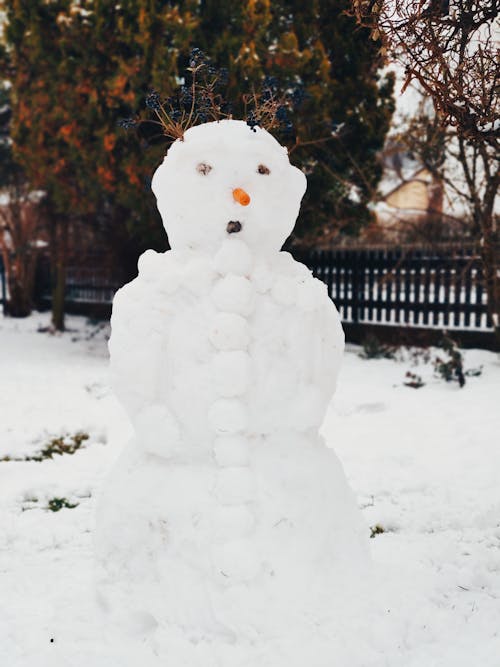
[364,156,465,244]
[375,166,443,226]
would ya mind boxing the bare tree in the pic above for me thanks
[0,178,46,317]
[351,0,499,339]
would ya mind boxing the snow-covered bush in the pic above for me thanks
[404,371,425,389]
[359,334,396,360]
[433,334,465,388]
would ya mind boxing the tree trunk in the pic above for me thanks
[6,275,32,317]
[51,219,68,332]
[1,244,38,319]
[51,259,66,331]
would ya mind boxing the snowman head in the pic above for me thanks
[151,119,306,256]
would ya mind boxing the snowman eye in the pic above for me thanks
[196,162,212,175]
[257,164,270,175]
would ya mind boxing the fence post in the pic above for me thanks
[0,258,5,315]
[352,250,361,323]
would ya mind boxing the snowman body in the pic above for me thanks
[95,120,369,640]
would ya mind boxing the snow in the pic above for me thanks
[213,435,251,467]
[211,350,250,397]
[208,313,250,351]
[208,397,249,433]
[1,313,499,665]
[2,118,499,664]
[211,274,255,315]
[213,239,253,276]
[134,405,182,458]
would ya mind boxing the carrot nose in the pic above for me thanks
[233,188,251,206]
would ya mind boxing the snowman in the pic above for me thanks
[95,119,369,648]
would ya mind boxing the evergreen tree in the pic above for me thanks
[0,80,43,318]
[192,0,395,241]
[1,0,196,329]
[2,0,393,328]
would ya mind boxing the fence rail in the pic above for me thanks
[65,267,120,304]
[34,265,122,306]
[26,244,497,348]
[301,245,493,332]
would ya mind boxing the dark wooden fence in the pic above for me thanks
[64,267,120,305]
[32,263,121,318]
[302,244,492,330]
[25,243,498,349]
[299,243,497,349]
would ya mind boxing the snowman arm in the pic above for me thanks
[318,297,345,397]
[108,278,165,419]
[109,280,188,460]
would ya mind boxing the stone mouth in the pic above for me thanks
[226,220,242,234]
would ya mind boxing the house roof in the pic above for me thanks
[378,167,432,200]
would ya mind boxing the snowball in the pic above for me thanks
[208,312,250,351]
[251,262,274,294]
[134,404,182,459]
[213,435,250,467]
[289,385,325,432]
[211,275,254,316]
[208,398,248,434]
[211,540,261,582]
[296,278,327,312]
[213,239,253,277]
[110,282,136,316]
[211,351,250,398]
[297,263,312,278]
[110,326,164,416]
[273,251,297,275]
[211,506,255,543]
[296,280,320,312]
[214,467,256,505]
[158,268,182,296]
[271,275,297,306]
[183,256,216,295]
[137,249,164,282]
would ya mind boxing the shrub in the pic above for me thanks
[46,497,78,512]
[359,334,396,360]
[433,333,465,388]
[370,524,386,538]
[0,432,90,463]
[34,432,89,461]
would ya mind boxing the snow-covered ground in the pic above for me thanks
[1,312,499,666]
